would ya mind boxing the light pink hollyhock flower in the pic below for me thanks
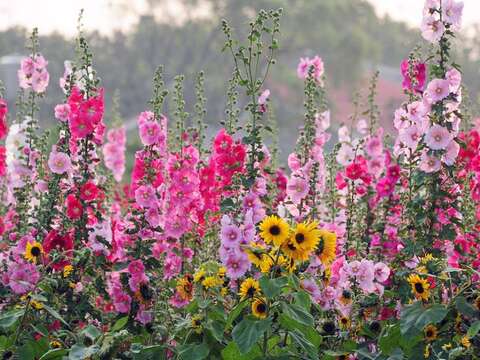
[424,79,450,103]
[442,139,460,166]
[54,104,70,122]
[393,108,409,130]
[134,184,157,208]
[419,151,441,173]
[365,135,383,157]
[48,151,72,174]
[373,262,390,283]
[224,251,250,280]
[407,101,428,123]
[20,57,35,75]
[446,68,462,93]
[423,0,440,14]
[297,57,311,79]
[442,0,464,30]
[316,110,330,131]
[31,70,49,93]
[286,175,309,204]
[221,223,242,247]
[338,125,350,142]
[425,124,453,150]
[356,118,368,135]
[336,144,354,166]
[421,15,445,43]
[139,120,162,146]
[287,153,301,171]
[258,89,270,105]
[399,124,421,150]
[356,260,376,294]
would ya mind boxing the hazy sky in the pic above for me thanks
[0,0,478,37]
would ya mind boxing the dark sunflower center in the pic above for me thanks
[322,321,336,335]
[295,233,305,244]
[247,286,256,297]
[342,290,351,300]
[426,330,433,337]
[256,303,266,313]
[341,317,348,324]
[414,282,424,293]
[31,246,41,257]
[269,225,280,236]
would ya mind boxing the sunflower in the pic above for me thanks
[420,253,435,264]
[245,242,268,268]
[338,316,351,329]
[136,283,153,303]
[290,221,321,252]
[50,340,62,349]
[176,275,193,301]
[30,300,44,310]
[193,269,206,283]
[407,274,430,301]
[281,238,310,262]
[217,266,226,278]
[24,241,44,263]
[259,215,290,246]
[63,265,74,278]
[252,298,268,319]
[239,278,260,299]
[315,229,337,265]
[424,325,438,342]
[191,315,203,334]
[202,276,221,289]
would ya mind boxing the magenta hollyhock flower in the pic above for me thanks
[4,260,40,294]
[400,59,427,93]
[425,124,453,150]
[419,151,441,173]
[139,120,162,146]
[164,213,189,240]
[425,79,450,103]
[66,194,83,220]
[69,113,95,138]
[421,15,445,43]
[135,184,157,209]
[286,175,309,204]
[48,151,72,174]
[224,251,250,280]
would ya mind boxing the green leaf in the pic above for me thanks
[400,302,423,335]
[225,301,248,329]
[378,324,401,355]
[111,316,129,332]
[39,349,69,360]
[278,314,321,348]
[259,276,287,298]
[18,342,35,360]
[413,304,447,330]
[281,303,313,327]
[177,343,210,360]
[0,309,24,330]
[455,296,476,317]
[68,344,100,360]
[43,304,70,329]
[81,325,101,341]
[232,318,271,354]
[289,330,318,359]
[467,321,480,338]
[221,341,262,360]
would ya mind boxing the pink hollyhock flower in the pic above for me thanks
[54,104,70,122]
[336,144,354,166]
[48,151,72,174]
[345,156,368,181]
[442,0,464,30]
[0,99,8,140]
[213,129,233,153]
[421,15,445,43]
[221,223,242,246]
[258,89,270,113]
[135,185,157,208]
[400,59,427,92]
[80,181,99,201]
[286,175,309,204]
[356,260,376,294]
[170,292,189,308]
[399,124,421,149]
[31,70,49,93]
[164,214,190,239]
[69,113,95,138]
[425,79,450,103]
[365,135,383,157]
[419,151,441,173]
[297,56,324,82]
[135,306,153,325]
[287,153,302,171]
[4,260,40,294]
[66,194,83,220]
[103,127,126,182]
[425,124,453,150]
[393,108,409,130]
[445,68,462,93]
[139,119,162,146]
[224,251,250,280]
[407,101,428,123]
[163,252,182,280]
[442,139,460,166]
[373,262,390,283]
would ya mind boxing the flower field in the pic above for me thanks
[1,0,480,359]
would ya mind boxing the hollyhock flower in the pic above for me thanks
[442,140,460,166]
[373,262,390,283]
[336,144,354,166]
[356,260,376,294]
[135,306,153,325]
[286,175,309,204]
[221,223,242,246]
[407,101,428,123]
[43,230,74,270]
[442,0,464,29]
[54,103,70,122]
[297,56,324,82]
[421,15,445,43]
[424,79,450,103]
[31,70,49,93]
[345,156,367,181]
[0,99,8,140]
[4,260,40,294]
[424,124,453,150]
[135,185,157,209]
[445,68,462,93]
[399,124,421,149]
[258,89,270,113]
[419,151,441,173]
[224,251,250,279]
[66,194,83,220]
[48,151,72,174]
[393,107,409,130]
[400,59,427,92]
[139,119,162,146]
[80,181,99,201]
[356,118,368,135]
[338,125,350,142]
[69,114,95,138]
[103,127,126,182]
[365,135,383,157]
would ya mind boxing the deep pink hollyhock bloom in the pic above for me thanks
[0,146,7,177]
[0,99,8,140]
[213,129,233,154]
[66,194,83,220]
[80,181,99,201]
[134,185,157,209]
[345,156,367,181]
[69,113,95,138]
[43,230,74,270]
[400,59,427,93]
[224,251,250,280]
[139,120,162,146]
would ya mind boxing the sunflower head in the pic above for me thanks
[315,229,337,265]
[259,215,290,247]
[63,265,74,278]
[25,241,44,263]
[193,269,206,283]
[281,238,310,262]
[407,274,430,301]
[338,316,351,329]
[202,276,222,289]
[424,324,438,342]
[191,314,203,334]
[290,221,321,253]
[176,275,193,301]
[239,278,260,299]
[252,298,268,319]
[245,242,267,268]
